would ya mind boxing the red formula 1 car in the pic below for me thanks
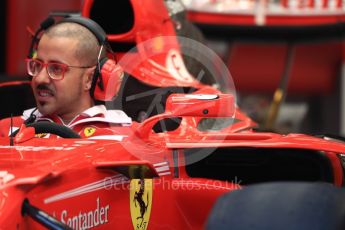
[1,0,345,229]
[2,91,345,229]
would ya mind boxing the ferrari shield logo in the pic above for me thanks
[130,179,153,230]
[84,127,96,137]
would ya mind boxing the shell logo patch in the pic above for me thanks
[84,127,96,137]
[130,179,153,230]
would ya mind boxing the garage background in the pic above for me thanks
[1,0,344,136]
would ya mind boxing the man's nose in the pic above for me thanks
[33,67,51,84]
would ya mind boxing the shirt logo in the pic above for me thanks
[84,127,96,137]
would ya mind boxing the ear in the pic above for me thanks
[84,66,96,91]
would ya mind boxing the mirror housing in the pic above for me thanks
[165,93,235,117]
[134,93,235,139]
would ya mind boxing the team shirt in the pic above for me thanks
[0,105,135,140]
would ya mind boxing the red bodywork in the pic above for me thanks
[1,0,345,229]
[1,91,345,229]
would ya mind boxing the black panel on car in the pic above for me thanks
[185,147,334,185]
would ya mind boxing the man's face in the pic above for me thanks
[31,35,93,120]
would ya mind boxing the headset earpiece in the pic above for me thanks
[93,57,124,101]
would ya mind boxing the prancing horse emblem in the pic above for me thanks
[84,127,96,137]
[130,179,153,230]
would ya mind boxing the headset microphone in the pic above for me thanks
[27,16,55,58]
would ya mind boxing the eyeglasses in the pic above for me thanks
[26,58,94,80]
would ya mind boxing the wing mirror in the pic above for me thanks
[165,93,235,117]
[134,93,235,138]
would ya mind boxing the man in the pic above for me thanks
[0,18,132,139]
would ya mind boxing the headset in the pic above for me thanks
[28,15,124,102]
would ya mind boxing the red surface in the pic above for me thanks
[265,15,344,26]
[2,2,345,227]
[0,99,344,228]
[6,0,82,75]
[1,125,345,228]
[186,0,345,27]
[187,12,256,26]
[188,11,345,26]
[82,0,205,89]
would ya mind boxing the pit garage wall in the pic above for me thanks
[228,41,341,95]
[6,0,82,76]
[186,0,345,135]
[200,31,343,134]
